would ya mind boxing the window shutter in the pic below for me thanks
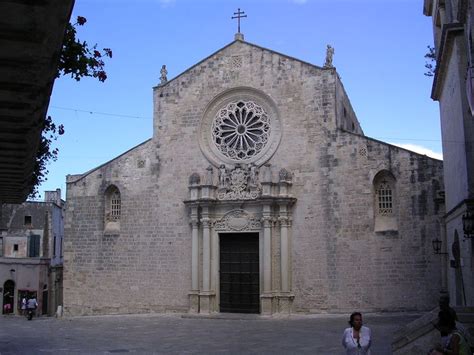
[29,235,40,257]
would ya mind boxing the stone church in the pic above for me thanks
[64,34,445,316]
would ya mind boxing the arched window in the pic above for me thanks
[373,171,397,232]
[104,185,121,233]
[109,189,121,221]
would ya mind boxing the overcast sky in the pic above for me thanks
[39,0,441,200]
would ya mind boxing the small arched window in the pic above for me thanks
[109,189,121,221]
[104,185,121,233]
[373,171,397,232]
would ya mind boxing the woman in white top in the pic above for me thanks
[342,312,372,355]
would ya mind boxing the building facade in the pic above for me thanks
[64,36,444,316]
[0,189,64,316]
[424,0,474,307]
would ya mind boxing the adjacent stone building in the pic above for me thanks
[423,0,474,309]
[0,189,64,316]
[64,35,444,316]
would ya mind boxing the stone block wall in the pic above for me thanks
[289,130,444,313]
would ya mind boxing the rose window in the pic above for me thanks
[211,101,271,161]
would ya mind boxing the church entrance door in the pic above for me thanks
[219,233,260,313]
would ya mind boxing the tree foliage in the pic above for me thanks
[424,45,436,77]
[58,16,112,82]
[29,117,65,197]
[29,16,111,199]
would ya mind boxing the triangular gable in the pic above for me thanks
[154,39,326,90]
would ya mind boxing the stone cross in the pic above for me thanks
[231,8,247,34]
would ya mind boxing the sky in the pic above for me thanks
[39,0,441,200]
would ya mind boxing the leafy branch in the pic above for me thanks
[424,45,436,77]
[57,16,112,82]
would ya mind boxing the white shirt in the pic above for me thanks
[342,326,372,355]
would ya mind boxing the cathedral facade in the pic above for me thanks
[64,37,444,316]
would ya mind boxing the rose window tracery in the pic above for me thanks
[211,101,271,161]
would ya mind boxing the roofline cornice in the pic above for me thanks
[423,0,434,16]
[431,23,465,100]
[66,138,152,184]
[339,128,443,162]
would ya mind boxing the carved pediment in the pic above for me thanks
[213,209,261,231]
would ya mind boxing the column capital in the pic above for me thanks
[261,216,273,227]
[201,217,211,228]
[278,216,290,227]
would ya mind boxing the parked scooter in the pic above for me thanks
[26,308,34,320]
[25,297,38,321]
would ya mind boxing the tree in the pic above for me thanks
[29,16,112,198]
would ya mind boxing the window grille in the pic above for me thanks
[378,181,393,215]
[110,191,121,221]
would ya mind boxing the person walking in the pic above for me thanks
[21,297,27,315]
[342,312,372,355]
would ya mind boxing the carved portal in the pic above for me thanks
[185,166,296,316]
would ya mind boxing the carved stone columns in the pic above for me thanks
[200,206,212,313]
[261,203,273,315]
[278,203,294,314]
[279,209,289,292]
[189,206,199,313]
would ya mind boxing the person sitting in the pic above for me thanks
[430,316,470,355]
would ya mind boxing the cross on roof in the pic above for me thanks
[231,8,247,34]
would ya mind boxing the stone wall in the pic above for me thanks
[290,130,444,312]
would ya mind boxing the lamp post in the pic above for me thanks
[462,210,474,239]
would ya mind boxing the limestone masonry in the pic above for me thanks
[64,38,444,316]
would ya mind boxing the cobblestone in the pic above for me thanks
[0,312,420,354]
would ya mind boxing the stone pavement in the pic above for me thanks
[0,312,421,354]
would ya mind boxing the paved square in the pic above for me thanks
[0,313,420,354]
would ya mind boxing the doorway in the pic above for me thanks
[3,280,15,314]
[219,233,259,313]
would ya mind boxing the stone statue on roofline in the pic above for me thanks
[324,45,334,68]
[160,64,168,84]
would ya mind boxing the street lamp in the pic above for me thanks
[432,238,448,255]
[462,210,474,239]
